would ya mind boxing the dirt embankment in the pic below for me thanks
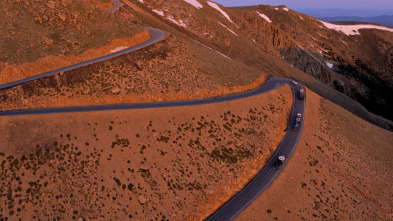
[0,29,151,85]
[0,85,292,220]
[237,88,393,221]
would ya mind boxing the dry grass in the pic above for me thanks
[0,0,146,84]
[236,88,393,221]
[0,30,150,85]
[1,35,264,111]
[0,85,292,220]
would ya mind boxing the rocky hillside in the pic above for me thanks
[128,0,393,127]
[2,0,392,130]
[233,5,393,123]
[1,1,393,220]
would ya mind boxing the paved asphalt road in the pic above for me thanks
[207,82,305,221]
[0,27,306,221]
[0,76,289,116]
[0,27,165,91]
[109,0,124,13]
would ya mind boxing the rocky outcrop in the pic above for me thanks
[230,5,393,122]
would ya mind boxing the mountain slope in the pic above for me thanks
[0,0,148,84]
[0,86,293,220]
[231,5,393,124]
[2,0,393,131]
[237,88,393,221]
[124,0,393,129]
[0,1,393,220]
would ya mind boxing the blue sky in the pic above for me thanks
[212,0,393,10]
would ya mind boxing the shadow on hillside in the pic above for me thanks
[303,80,393,132]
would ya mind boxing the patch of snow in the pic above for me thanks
[320,20,393,36]
[252,39,256,43]
[218,22,238,36]
[299,16,304,20]
[195,41,231,59]
[283,7,289,11]
[341,40,348,46]
[207,1,237,26]
[138,0,144,3]
[256,11,272,23]
[326,61,333,69]
[153,9,164,16]
[167,17,187,27]
[183,0,203,9]
[110,46,128,53]
[274,7,279,10]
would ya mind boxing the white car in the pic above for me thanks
[291,80,298,85]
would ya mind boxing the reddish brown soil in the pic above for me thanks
[0,29,151,85]
[236,89,393,221]
[0,85,292,220]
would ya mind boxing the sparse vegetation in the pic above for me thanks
[0,86,292,220]
[0,0,147,85]
[0,34,265,111]
[237,89,393,221]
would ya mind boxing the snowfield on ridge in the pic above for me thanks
[320,20,393,35]
[183,0,203,9]
[256,11,272,23]
[207,1,236,26]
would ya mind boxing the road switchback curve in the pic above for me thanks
[0,27,306,221]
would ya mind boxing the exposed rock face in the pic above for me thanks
[280,47,336,84]
[2,0,392,125]
[231,5,393,122]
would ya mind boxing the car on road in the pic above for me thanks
[294,113,302,131]
[291,80,298,85]
[273,156,286,169]
[299,89,305,100]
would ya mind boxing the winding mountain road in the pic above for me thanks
[206,82,305,221]
[109,0,124,14]
[1,76,293,116]
[0,27,165,91]
[0,27,306,221]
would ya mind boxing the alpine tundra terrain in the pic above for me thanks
[0,0,392,220]
[0,0,149,84]
[1,0,393,130]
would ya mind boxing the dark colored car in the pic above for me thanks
[273,156,286,169]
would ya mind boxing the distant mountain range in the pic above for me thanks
[296,8,393,27]
[296,8,393,17]
[319,15,393,27]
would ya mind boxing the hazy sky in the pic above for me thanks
[212,0,393,10]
